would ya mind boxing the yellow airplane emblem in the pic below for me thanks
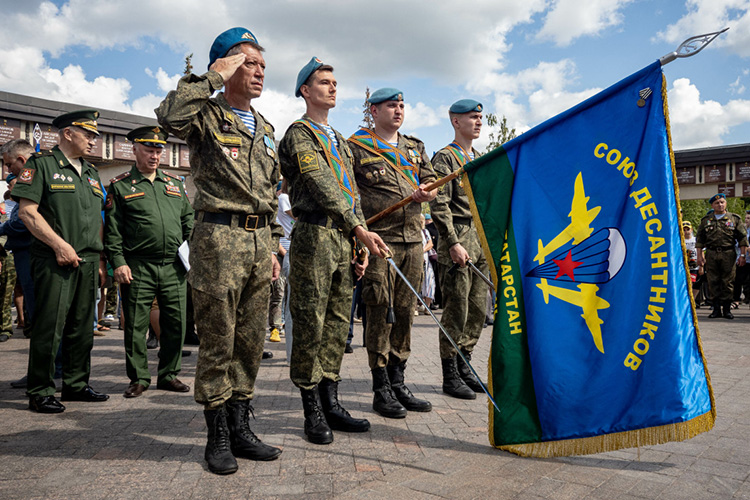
[533,172,608,353]
[534,172,601,265]
[537,281,610,353]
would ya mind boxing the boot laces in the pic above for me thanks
[237,404,260,443]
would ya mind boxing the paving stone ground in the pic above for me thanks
[1,304,750,499]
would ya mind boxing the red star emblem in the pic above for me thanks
[552,250,583,280]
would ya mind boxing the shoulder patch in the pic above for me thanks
[110,171,132,184]
[255,110,275,133]
[297,151,319,173]
[18,168,35,184]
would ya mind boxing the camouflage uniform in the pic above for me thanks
[429,146,489,358]
[348,130,436,369]
[696,212,747,302]
[12,146,105,398]
[0,249,15,337]
[104,166,194,389]
[279,116,366,389]
[156,70,281,408]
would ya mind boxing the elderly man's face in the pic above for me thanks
[711,197,727,214]
[224,44,265,101]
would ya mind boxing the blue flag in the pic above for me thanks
[464,61,715,456]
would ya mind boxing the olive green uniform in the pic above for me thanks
[279,116,367,390]
[348,131,436,369]
[156,70,281,409]
[12,146,104,397]
[429,146,489,359]
[104,166,194,389]
[695,212,747,302]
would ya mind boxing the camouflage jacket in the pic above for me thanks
[348,130,436,243]
[696,212,747,250]
[278,115,366,237]
[429,145,481,248]
[155,70,281,245]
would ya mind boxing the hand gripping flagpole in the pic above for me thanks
[659,27,729,66]
[382,249,502,414]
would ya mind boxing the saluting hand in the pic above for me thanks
[209,53,247,82]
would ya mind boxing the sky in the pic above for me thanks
[0,0,749,155]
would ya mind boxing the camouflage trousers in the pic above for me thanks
[437,224,489,359]
[289,222,353,390]
[0,254,16,335]
[705,248,736,302]
[363,241,423,369]
[189,220,272,409]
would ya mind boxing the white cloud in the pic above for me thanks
[145,68,181,94]
[253,89,306,138]
[536,0,634,46]
[657,0,750,58]
[667,77,750,148]
[729,76,746,95]
[403,103,444,132]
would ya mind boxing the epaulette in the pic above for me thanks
[31,150,54,157]
[110,171,131,184]
[256,110,275,133]
[402,133,424,146]
[163,170,182,181]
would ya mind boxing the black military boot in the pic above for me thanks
[722,301,735,319]
[318,379,370,432]
[708,302,722,318]
[456,350,484,393]
[300,388,333,444]
[371,367,407,418]
[387,362,432,412]
[225,399,282,461]
[442,357,476,400]
[203,406,238,475]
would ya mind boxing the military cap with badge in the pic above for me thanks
[52,109,100,135]
[369,87,404,104]
[208,27,260,69]
[127,126,169,148]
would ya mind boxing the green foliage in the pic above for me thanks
[485,113,517,153]
[362,87,374,129]
[183,53,193,76]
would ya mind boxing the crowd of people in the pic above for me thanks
[0,27,496,476]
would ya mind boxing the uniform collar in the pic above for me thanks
[130,165,165,183]
[216,92,257,139]
[51,145,96,175]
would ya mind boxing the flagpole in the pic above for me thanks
[365,167,465,226]
[659,27,729,66]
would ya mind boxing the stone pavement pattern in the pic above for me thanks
[1,306,750,499]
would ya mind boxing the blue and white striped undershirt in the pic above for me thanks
[231,107,256,136]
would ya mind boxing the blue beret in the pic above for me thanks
[295,57,324,98]
[369,88,403,104]
[449,99,483,114]
[709,193,726,204]
[6,173,16,183]
[208,27,259,70]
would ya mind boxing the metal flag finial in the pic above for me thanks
[660,27,729,66]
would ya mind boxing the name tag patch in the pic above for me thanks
[50,184,75,191]
[124,192,145,200]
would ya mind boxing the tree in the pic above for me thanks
[184,53,193,76]
[680,197,747,229]
[362,87,374,129]
[484,113,517,153]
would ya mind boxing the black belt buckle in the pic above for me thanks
[244,214,260,231]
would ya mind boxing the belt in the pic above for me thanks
[298,212,340,230]
[707,246,734,251]
[198,211,269,231]
[453,216,473,226]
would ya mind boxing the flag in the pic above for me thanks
[464,61,715,457]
